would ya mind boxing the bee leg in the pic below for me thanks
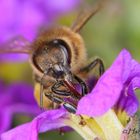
[74,75,88,96]
[40,73,46,109]
[81,58,104,76]
[52,76,87,99]
[40,70,50,109]
[62,80,82,99]
[45,93,63,104]
[45,93,76,113]
[63,102,76,114]
[51,81,71,96]
[40,84,44,109]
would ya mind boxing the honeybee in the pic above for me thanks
[0,0,105,113]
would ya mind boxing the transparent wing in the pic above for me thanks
[71,0,107,32]
[0,36,33,54]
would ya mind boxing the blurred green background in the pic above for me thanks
[0,0,140,139]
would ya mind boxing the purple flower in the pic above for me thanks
[1,109,68,140]
[0,0,80,61]
[0,81,42,134]
[1,49,140,140]
[77,49,140,117]
[0,0,79,43]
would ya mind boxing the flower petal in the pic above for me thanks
[0,0,80,43]
[0,110,12,134]
[0,82,42,133]
[8,83,35,105]
[94,110,123,140]
[1,108,67,140]
[0,54,28,62]
[44,0,80,14]
[116,77,140,116]
[77,49,134,117]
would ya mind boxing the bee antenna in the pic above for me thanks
[71,0,107,33]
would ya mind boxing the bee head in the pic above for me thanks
[30,26,87,79]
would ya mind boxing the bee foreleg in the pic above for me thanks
[80,58,105,76]
[40,83,44,109]
[45,93,77,113]
[40,73,46,109]
[63,103,77,114]
[51,81,71,96]
[45,93,63,104]
[74,75,88,96]
[40,70,49,109]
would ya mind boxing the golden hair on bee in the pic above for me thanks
[31,0,107,75]
[31,26,86,73]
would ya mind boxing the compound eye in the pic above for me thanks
[47,39,68,48]
[47,39,71,65]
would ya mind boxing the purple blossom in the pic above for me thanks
[77,49,140,117]
[0,0,80,61]
[1,49,140,140]
[0,81,42,134]
[1,108,68,140]
[0,0,80,43]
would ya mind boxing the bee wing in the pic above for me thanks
[71,0,107,32]
[0,36,33,54]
